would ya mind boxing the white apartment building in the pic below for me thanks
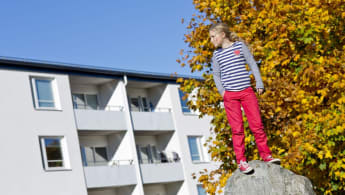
[0,57,220,195]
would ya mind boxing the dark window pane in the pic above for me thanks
[72,94,85,109]
[86,95,98,110]
[141,97,150,112]
[46,147,63,160]
[94,147,108,162]
[130,98,140,111]
[140,147,149,163]
[48,161,64,167]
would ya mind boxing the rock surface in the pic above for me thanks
[225,160,316,195]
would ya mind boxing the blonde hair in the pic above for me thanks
[209,23,246,43]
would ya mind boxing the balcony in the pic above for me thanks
[130,110,174,131]
[136,140,184,184]
[84,163,137,188]
[126,81,174,131]
[140,162,184,184]
[74,105,127,131]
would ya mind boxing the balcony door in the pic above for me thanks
[72,94,99,110]
[129,96,151,112]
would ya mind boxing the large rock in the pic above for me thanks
[225,160,316,195]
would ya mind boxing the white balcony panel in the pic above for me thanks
[140,163,184,184]
[74,110,127,131]
[84,165,137,188]
[131,112,174,131]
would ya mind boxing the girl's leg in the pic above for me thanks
[240,87,272,159]
[223,91,246,163]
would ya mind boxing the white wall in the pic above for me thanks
[79,135,108,147]
[108,132,134,165]
[166,182,183,195]
[147,85,172,112]
[88,188,116,195]
[168,84,222,195]
[144,184,167,195]
[88,186,135,195]
[71,84,99,94]
[127,88,148,98]
[135,135,157,146]
[0,69,87,195]
[98,80,124,111]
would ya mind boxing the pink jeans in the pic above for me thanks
[223,87,271,163]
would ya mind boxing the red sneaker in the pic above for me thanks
[239,161,254,174]
[263,155,281,164]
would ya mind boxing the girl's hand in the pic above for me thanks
[257,88,264,95]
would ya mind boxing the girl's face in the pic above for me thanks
[210,30,225,48]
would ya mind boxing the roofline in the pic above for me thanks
[0,56,203,81]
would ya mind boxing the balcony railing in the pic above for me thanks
[83,159,134,167]
[130,106,172,113]
[138,148,180,164]
[74,104,124,111]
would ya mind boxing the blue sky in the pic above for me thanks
[0,1,199,76]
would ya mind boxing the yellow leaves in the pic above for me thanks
[317,151,324,159]
[184,0,345,194]
[176,77,184,83]
[304,143,318,153]
[292,131,300,138]
[293,54,300,61]
[325,150,332,159]
[281,59,290,66]
[275,107,282,113]
[301,99,308,104]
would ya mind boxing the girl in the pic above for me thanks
[210,23,280,173]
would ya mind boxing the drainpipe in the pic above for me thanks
[123,74,128,86]
[122,74,145,195]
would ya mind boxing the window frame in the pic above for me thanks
[39,136,71,171]
[178,89,191,113]
[72,93,99,110]
[31,76,61,110]
[80,146,109,166]
[187,136,207,163]
[129,96,151,112]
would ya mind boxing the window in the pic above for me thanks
[31,77,60,109]
[72,94,99,110]
[197,185,207,195]
[136,145,160,164]
[188,136,206,163]
[136,145,179,164]
[80,146,108,166]
[129,96,151,112]
[178,89,191,113]
[39,136,70,170]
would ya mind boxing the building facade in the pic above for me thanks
[0,58,220,195]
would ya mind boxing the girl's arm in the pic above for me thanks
[212,55,225,96]
[242,42,264,89]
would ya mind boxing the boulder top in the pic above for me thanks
[225,160,316,195]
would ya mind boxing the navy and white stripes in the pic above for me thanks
[212,41,264,95]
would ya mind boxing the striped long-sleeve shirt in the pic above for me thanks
[212,41,264,95]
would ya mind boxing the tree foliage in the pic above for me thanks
[178,0,345,194]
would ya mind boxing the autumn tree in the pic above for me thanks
[177,0,345,194]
